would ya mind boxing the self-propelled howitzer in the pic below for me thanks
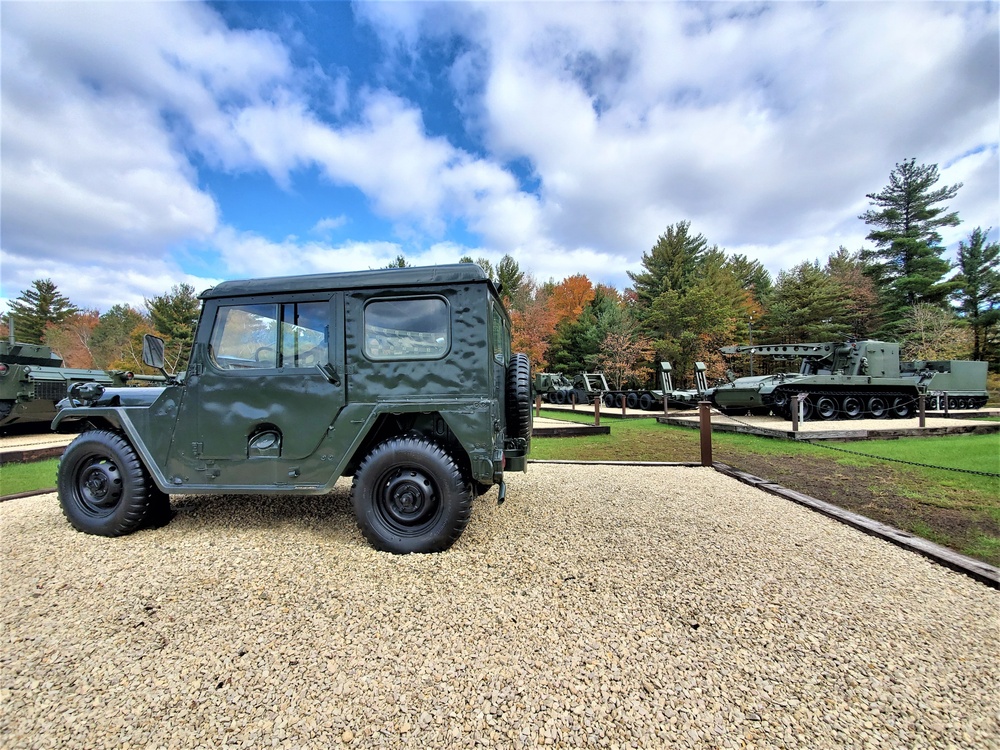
[707,339,988,420]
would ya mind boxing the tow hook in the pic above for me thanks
[497,479,507,505]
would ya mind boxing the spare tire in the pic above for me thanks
[505,353,532,442]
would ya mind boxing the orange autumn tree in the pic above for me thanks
[548,274,595,325]
[510,296,557,371]
[42,311,100,368]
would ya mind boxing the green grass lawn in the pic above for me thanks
[1,458,58,496]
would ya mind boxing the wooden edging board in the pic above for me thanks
[532,424,611,437]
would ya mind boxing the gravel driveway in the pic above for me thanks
[2,465,997,749]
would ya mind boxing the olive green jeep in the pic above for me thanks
[53,264,531,553]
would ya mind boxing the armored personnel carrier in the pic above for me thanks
[52,264,531,554]
[0,335,118,430]
[709,339,988,420]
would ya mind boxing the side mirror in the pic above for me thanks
[142,334,166,370]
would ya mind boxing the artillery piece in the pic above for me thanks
[602,361,707,411]
[708,339,989,420]
[534,371,608,405]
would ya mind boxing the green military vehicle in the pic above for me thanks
[0,333,118,431]
[708,339,989,420]
[602,362,707,411]
[52,264,532,554]
[533,371,608,405]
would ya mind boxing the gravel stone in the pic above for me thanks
[1,465,997,749]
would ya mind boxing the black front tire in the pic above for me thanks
[58,430,162,536]
[350,436,473,554]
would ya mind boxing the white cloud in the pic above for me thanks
[0,249,219,313]
[311,216,350,234]
[1,0,996,315]
[362,1,998,273]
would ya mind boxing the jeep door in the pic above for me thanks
[165,293,345,486]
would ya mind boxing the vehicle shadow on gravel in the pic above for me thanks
[165,484,359,535]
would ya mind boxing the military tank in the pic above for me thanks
[708,339,989,420]
[0,334,119,430]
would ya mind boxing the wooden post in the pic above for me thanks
[663,393,669,418]
[621,395,627,417]
[792,394,806,433]
[570,392,576,411]
[919,393,926,428]
[594,395,601,427]
[699,401,712,467]
[943,391,949,416]
[535,394,541,418]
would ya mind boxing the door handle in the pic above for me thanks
[316,362,341,386]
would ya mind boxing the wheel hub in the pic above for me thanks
[383,471,436,526]
[80,462,122,509]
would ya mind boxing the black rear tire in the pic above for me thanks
[58,430,161,536]
[505,353,532,442]
[350,436,472,554]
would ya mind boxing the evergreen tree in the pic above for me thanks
[91,304,150,369]
[647,252,750,384]
[496,255,529,311]
[628,221,711,310]
[859,158,962,310]
[825,247,883,338]
[145,283,200,371]
[725,253,773,303]
[951,227,1000,363]
[384,254,409,268]
[6,278,79,344]
[763,261,851,343]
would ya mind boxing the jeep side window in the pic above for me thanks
[280,302,328,367]
[364,298,449,360]
[491,306,508,364]
[210,301,327,370]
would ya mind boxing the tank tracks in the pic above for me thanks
[760,386,988,421]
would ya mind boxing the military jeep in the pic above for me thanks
[53,264,532,553]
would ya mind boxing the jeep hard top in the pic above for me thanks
[53,263,532,553]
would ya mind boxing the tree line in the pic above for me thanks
[3,159,997,388]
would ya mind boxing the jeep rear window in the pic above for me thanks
[364,298,449,360]
[210,302,327,369]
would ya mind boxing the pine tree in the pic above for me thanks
[6,278,79,344]
[628,221,711,309]
[763,261,852,343]
[859,158,962,311]
[951,227,1000,362]
[145,283,201,371]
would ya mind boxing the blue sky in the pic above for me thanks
[1,1,997,313]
